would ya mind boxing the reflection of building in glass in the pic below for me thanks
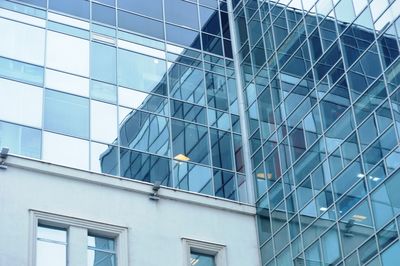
[1,0,400,265]
[233,1,400,265]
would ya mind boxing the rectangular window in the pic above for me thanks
[32,211,128,266]
[87,235,116,266]
[36,224,67,266]
[190,251,216,266]
[183,238,226,266]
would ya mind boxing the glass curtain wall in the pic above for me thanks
[232,0,400,265]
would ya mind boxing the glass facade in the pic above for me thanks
[232,0,400,265]
[1,0,400,265]
[0,0,247,202]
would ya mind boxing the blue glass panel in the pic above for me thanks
[165,0,199,29]
[92,3,116,26]
[0,120,41,159]
[13,0,46,8]
[214,169,236,200]
[118,10,164,39]
[173,161,212,195]
[171,119,210,165]
[210,129,233,170]
[120,148,171,185]
[199,6,221,36]
[170,99,206,125]
[91,42,116,84]
[49,0,90,19]
[44,90,89,139]
[166,24,201,49]
[118,0,163,19]
[0,57,43,86]
[90,80,117,104]
[381,241,400,266]
[119,110,170,156]
[117,49,167,95]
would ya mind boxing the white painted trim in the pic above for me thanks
[29,210,129,266]
[182,238,227,266]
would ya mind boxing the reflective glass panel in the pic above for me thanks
[44,90,89,139]
[117,49,167,95]
[0,18,45,65]
[119,110,170,156]
[173,161,212,195]
[190,251,216,266]
[0,121,41,159]
[120,148,171,185]
[165,0,199,29]
[171,119,209,165]
[46,31,89,77]
[42,132,89,170]
[0,78,42,128]
[91,42,116,84]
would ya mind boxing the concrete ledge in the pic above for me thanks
[4,155,256,216]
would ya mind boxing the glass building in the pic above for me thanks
[0,0,400,265]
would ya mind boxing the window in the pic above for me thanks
[87,235,116,266]
[183,238,227,266]
[32,211,128,266]
[36,225,67,266]
[190,251,216,266]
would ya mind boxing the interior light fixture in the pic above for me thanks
[368,176,381,182]
[256,173,266,179]
[174,154,190,162]
[357,173,365,178]
[352,214,367,222]
[319,207,328,212]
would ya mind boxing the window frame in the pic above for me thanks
[29,210,128,266]
[182,237,227,266]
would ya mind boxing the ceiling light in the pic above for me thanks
[352,214,367,222]
[174,154,190,162]
[319,207,328,212]
[256,173,266,179]
[369,176,381,182]
[357,173,365,178]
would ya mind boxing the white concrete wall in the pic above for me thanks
[0,156,260,266]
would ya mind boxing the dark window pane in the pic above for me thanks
[118,10,164,39]
[214,169,236,200]
[202,33,223,55]
[166,24,201,49]
[206,72,229,111]
[165,0,199,29]
[200,6,221,36]
[44,90,89,139]
[118,0,163,19]
[49,0,90,19]
[173,162,213,195]
[168,63,205,105]
[170,99,206,124]
[171,119,210,165]
[210,129,233,170]
[119,110,170,156]
[120,148,171,185]
[92,3,116,26]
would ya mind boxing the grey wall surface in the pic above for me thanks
[0,156,260,266]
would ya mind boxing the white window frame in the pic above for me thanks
[29,210,128,266]
[182,237,227,266]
